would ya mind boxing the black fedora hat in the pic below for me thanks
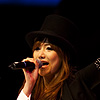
[25,14,80,65]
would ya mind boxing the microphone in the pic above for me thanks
[8,59,43,70]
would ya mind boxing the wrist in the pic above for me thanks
[23,82,34,97]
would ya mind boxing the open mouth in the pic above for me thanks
[42,62,49,65]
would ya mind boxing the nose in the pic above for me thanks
[38,50,45,60]
[39,55,45,59]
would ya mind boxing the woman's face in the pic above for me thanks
[33,43,61,77]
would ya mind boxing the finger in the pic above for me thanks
[22,57,35,63]
[22,67,39,82]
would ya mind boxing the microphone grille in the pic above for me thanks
[36,59,43,68]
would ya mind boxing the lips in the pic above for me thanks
[41,61,49,68]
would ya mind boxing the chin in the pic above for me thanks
[39,69,50,77]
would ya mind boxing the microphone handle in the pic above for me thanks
[8,61,35,70]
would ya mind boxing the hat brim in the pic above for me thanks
[25,31,74,50]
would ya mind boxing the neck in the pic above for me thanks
[43,74,55,87]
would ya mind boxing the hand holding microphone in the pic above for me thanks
[9,57,42,96]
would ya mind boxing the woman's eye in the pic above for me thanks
[34,47,40,51]
[46,47,53,50]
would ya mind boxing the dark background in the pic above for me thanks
[0,0,100,99]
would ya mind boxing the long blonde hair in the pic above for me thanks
[31,41,70,100]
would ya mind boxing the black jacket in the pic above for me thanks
[62,62,100,100]
[31,62,100,100]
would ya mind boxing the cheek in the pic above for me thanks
[33,51,37,59]
[49,52,61,74]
